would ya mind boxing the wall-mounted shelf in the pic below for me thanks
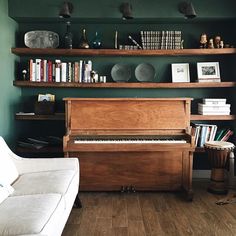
[13,81,236,88]
[15,112,235,121]
[15,146,63,154]
[190,115,236,121]
[15,113,65,120]
[11,48,236,57]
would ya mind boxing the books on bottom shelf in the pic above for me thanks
[17,136,62,150]
[198,98,231,115]
[192,123,233,147]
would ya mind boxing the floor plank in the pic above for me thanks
[62,181,236,236]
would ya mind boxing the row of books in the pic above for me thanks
[17,136,62,150]
[140,30,182,50]
[192,123,233,147]
[198,98,231,115]
[119,45,139,50]
[28,59,96,83]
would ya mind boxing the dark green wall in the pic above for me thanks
[0,0,20,144]
[5,0,236,169]
[8,0,236,20]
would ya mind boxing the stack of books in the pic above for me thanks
[28,59,96,83]
[198,98,231,115]
[140,30,182,50]
[192,123,217,147]
[192,123,233,147]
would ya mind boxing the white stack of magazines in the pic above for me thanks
[198,98,231,115]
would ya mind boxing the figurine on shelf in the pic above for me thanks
[91,70,98,83]
[200,33,207,48]
[220,40,224,48]
[208,38,214,49]
[214,35,221,48]
[22,69,27,80]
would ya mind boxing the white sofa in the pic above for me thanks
[0,136,80,236]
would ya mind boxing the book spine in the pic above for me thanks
[61,62,67,82]
[55,60,61,82]
[29,59,33,81]
[74,62,79,82]
[35,59,41,82]
[48,60,52,82]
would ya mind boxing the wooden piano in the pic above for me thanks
[63,98,195,200]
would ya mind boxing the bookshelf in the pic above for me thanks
[190,115,236,121]
[13,81,236,88]
[11,48,236,56]
[11,24,236,160]
[16,146,63,154]
[15,113,65,120]
[14,113,236,122]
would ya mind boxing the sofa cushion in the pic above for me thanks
[0,137,19,185]
[0,185,10,204]
[12,170,76,197]
[0,194,63,236]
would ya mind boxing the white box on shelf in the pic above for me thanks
[198,103,231,112]
[203,98,226,105]
[198,110,230,115]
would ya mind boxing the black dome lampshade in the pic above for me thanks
[178,1,197,19]
[59,1,74,18]
[120,2,133,20]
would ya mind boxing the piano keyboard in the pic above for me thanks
[74,137,187,144]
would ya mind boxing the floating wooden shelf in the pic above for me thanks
[15,113,235,122]
[15,113,65,120]
[13,81,236,88]
[11,48,236,57]
[190,115,236,121]
[15,113,235,121]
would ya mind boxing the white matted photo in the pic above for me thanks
[171,63,190,82]
[197,62,220,79]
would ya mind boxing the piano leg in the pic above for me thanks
[182,151,194,201]
[74,194,82,208]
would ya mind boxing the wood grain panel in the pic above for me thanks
[66,98,191,131]
[69,151,182,191]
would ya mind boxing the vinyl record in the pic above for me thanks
[111,64,131,82]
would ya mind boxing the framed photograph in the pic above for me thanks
[171,63,190,82]
[197,62,220,79]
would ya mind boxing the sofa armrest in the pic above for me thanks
[13,158,79,175]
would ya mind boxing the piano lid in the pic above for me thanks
[63,98,192,134]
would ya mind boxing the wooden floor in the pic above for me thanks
[62,181,236,236]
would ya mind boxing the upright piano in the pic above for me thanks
[63,98,195,199]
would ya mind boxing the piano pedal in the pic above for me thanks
[125,186,131,193]
[130,185,136,193]
[120,186,125,193]
[120,185,136,193]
